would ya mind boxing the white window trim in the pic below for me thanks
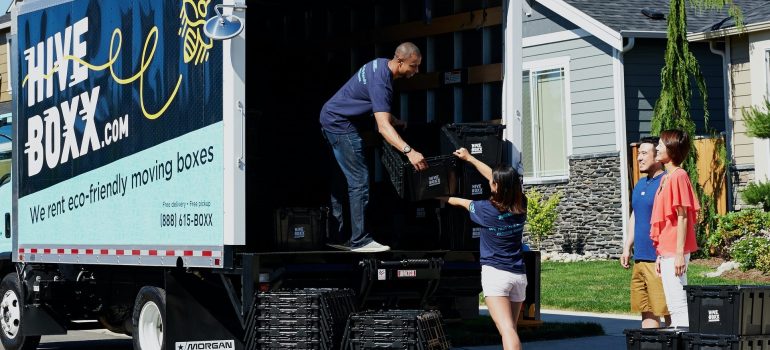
[521,56,573,184]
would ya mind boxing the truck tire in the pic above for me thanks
[0,273,41,350]
[132,286,165,350]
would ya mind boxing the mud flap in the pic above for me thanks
[165,269,245,350]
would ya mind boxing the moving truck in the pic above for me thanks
[0,0,528,349]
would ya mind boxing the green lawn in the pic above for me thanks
[539,260,762,314]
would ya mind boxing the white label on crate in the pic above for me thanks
[471,183,484,196]
[175,340,235,350]
[415,207,426,218]
[472,227,482,239]
[293,227,305,239]
[428,175,441,187]
[378,269,387,280]
[471,143,483,154]
[397,270,417,278]
[444,71,462,84]
[708,309,720,323]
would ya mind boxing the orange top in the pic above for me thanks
[649,168,700,256]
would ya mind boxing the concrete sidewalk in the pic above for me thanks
[452,309,640,349]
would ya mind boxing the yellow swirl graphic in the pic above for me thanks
[22,26,185,120]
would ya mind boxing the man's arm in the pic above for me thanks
[375,112,427,171]
[621,212,635,269]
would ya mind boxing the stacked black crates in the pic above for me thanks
[246,288,356,350]
[680,285,770,350]
[440,123,506,251]
[342,310,451,350]
[624,286,770,350]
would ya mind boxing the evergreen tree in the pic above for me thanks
[650,0,741,252]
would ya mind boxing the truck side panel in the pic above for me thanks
[14,0,231,268]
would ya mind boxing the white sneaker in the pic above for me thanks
[352,240,391,253]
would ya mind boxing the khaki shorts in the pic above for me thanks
[630,261,670,316]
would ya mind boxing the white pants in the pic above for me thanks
[659,254,690,328]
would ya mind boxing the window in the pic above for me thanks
[522,58,570,180]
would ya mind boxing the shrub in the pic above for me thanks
[525,189,562,250]
[742,98,770,139]
[755,245,770,274]
[730,236,770,271]
[742,181,770,212]
[707,210,770,258]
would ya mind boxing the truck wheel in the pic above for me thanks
[0,273,41,350]
[132,286,165,350]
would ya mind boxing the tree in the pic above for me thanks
[650,0,741,252]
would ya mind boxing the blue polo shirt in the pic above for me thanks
[320,58,393,134]
[631,172,665,261]
[469,200,526,274]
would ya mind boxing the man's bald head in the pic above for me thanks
[395,42,421,60]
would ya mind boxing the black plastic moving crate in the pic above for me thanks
[685,285,770,336]
[681,333,770,350]
[391,201,442,250]
[343,310,451,350]
[457,164,492,199]
[245,288,357,350]
[381,144,458,201]
[440,206,481,251]
[440,123,506,166]
[273,208,328,251]
[624,328,685,350]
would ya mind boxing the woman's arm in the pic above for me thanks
[454,148,493,182]
[674,206,687,276]
[444,197,473,211]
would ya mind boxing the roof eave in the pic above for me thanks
[688,21,770,41]
[536,0,623,51]
[620,30,667,39]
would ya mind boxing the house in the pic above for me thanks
[689,2,770,210]
[519,0,763,255]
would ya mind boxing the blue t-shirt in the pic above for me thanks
[469,200,526,274]
[320,58,393,134]
[631,172,665,261]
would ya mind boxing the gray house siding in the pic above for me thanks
[523,35,617,155]
[523,2,579,37]
[624,38,726,144]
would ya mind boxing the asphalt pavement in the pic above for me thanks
[17,308,640,349]
[452,308,640,350]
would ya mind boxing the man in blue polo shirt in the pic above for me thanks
[621,137,671,327]
[321,42,428,253]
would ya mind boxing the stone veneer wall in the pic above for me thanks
[523,152,624,257]
[731,165,758,211]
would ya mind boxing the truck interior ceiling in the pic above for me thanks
[244,0,504,251]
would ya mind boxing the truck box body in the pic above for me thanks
[0,1,532,348]
[13,0,245,268]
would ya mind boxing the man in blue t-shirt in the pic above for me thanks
[621,137,671,328]
[320,42,428,253]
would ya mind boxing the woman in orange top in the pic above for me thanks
[650,129,700,328]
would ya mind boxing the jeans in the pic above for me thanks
[323,130,372,248]
[659,254,690,328]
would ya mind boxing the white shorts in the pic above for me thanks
[481,265,528,302]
